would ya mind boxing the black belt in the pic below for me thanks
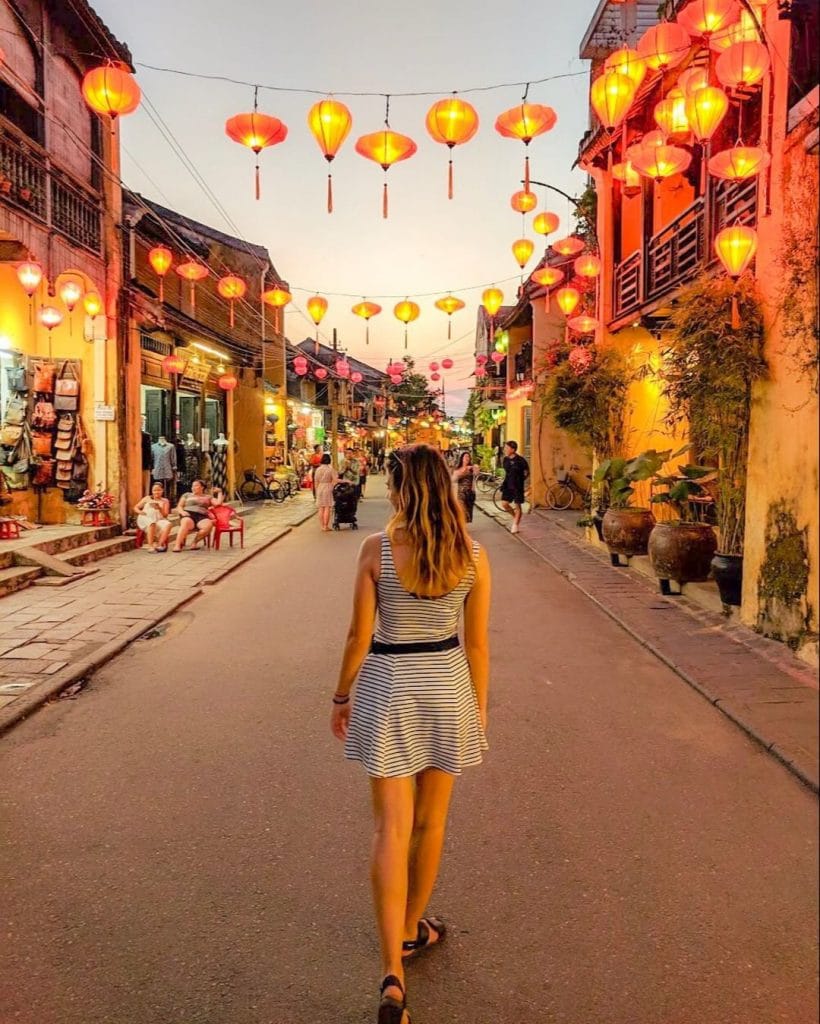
[370,636,460,655]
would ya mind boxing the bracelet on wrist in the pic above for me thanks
[332,693,350,705]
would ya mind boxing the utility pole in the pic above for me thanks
[330,328,339,467]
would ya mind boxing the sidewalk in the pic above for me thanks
[0,494,316,733]
[477,497,819,792]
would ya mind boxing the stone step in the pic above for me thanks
[0,550,14,572]
[0,565,43,598]
[58,535,137,568]
[32,525,120,558]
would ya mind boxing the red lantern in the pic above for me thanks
[335,358,351,378]
[350,371,363,384]
[574,254,602,278]
[715,40,770,90]
[175,261,209,311]
[533,212,560,236]
[425,96,479,198]
[148,245,173,302]
[387,361,406,376]
[553,236,586,257]
[225,109,288,199]
[490,351,505,364]
[307,98,353,212]
[568,314,600,333]
[162,353,185,375]
[217,274,247,328]
[315,366,328,380]
[441,358,454,370]
[429,361,440,372]
[677,0,740,39]
[511,189,538,213]
[390,373,403,385]
[475,365,488,378]
[531,266,565,288]
[355,127,418,217]
[494,103,557,190]
[604,48,648,90]
[82,63,141,118]
[352,300,382,345]
[476,354,488,366]
[218,372,239,391]
[631,144,692,182]
[678,66,712,96]
[637,23,691,72]
[710,7,761,51]
[430,372,441,382]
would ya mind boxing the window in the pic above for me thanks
[0,0,43,143]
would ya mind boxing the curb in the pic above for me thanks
[476,503,819,794]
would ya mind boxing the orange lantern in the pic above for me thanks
[631,143,692,181]
[604,48,648,90]
[512,238,535,269]
[637,23,691,72]
[307,98,353,212]
[685,86,729,141]
[555,286,581,317]
[217,274,247,328]
[677,0,740,39]
[81,63,141,118]
[654,88,690,139]
[708,144,770,180]
[710,7,761,51]
[568,314,600,333]
[162,353,185,375]
[355,128,417,218]
[714,224,757,326]
[531,265,565,311]
[83,291,102,319]
[553,236,586,257]
[394,299,420,348]
[39,306,63,331]
[613,160,642,197]
[678,65,711,96]
[715,40,770,90]
[494,103,557,190]
[17,259,43,297]
[218,372,239,391]
[425,96,479,199]
[575,254,602,278]
[352,300,382,344]
[148,245,173,302]
[434,294,466,339]
[262,286,292,308]
[511,189,538,214]
[176,261,208,311]
[626,129,665,162]
[590,71,637,130]
[225,109,288,199]
[533,211,560,236]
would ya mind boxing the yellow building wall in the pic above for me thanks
[230,370,265,489]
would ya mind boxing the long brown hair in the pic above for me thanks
[386,444,473,595]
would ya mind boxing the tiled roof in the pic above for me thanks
[53,0,133,67]
[579,0,661,60]
[295,338,388,385]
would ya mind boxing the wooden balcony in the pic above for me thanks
[612,178,759,323]
[0,123,103,255]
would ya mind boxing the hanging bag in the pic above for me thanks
[32,459,55,487]
[32,400,56,429]
[57,413,74,432]
[0,423,23,448]
[55,361,80,401]
[54,432,73,451]
[6,365,27,392]
[32,360,56,393]
[32,432,53,457]
[4,394,27,426]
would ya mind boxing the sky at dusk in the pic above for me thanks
[93,0,596,414]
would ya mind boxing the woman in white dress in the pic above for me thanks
[330,444,491,1024]
[133,483,172,552]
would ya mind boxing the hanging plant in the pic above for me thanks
[778,163,819,395]
[660,273,766,555]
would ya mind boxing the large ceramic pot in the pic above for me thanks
[602,507,656,566]
[648,522,717,595]
[711,553,743,607]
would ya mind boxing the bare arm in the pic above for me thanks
[133,497,147,514]
[463,545,491,727]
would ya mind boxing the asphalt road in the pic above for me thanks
[1,487,817,1024]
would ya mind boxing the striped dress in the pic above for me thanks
[344,532,488,778]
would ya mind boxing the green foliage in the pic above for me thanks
[573,183,598,245]
[387,358,438,419]
[778,164,819,394]
[650,459,718,523]
[464,389,482,434]
[475,444,496,472]
[594,448,673,509]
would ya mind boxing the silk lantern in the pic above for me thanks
[434,294,466,339]
[352,300,382,345]
[631,144,692,181]
[441,358,454,370]
[654,88,691,139]
[162,353,185,375]
[429,362,440,372]
[511,189,538,213]
[531,266,565,312]
[512,238,535,269]
[17,259,42,297]
[685,86,729,140]
[175,261,208,311]
[430,372,441,382]
[553,236,585,257]
[82,63,141,118]
[637,23,691,71]
[476,354,488,365]
[494,103,557,190]
[218,372,239,391]
[225,108,288,199]
[482,286,504,354]
[148,245,173,302]
[569,314,600,333]
[262,285,291,336]
[355,125,417,218]
[58,278,83,312]
[613,160,642,197]
[575,254,601,278]
[677,0,740,39]
[425,97,479,199]
[714,224,757,327]
[39,306,63,331]
[335,358,351,378]
[678,66,711,96]
[350,371,363,384]
[533,211,560,236]
[307,98,353,212]
[217,274,247,328]
[710,7,761,51]
[708,144,770,180]
[715,40,770,90]
[604,48,647,90]
[390,374,403,385]
[394,300,420,348]
[83,291,102,319]
[590,71,637,130]
[555,287,581,317]
[307,294,328,349]
[315,366,328,380]
[490,351,505,365]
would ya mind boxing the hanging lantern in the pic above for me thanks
[306,295,328,329]
[637,23,691,72]
[512,238,535,269]
[394,299,420,349]
[510,189,537,214]
[626,129,665,163]
[429,361,440,372]
[710,7,761,51]
[315,366,328,380]
[217,274,247,328]
[708,144,770,180]
[482,287,504,317]
[334,358,351,379]
[434,294,465,339]
[475,365,488,379]
[574,254,602,278]
[387,361,406,376]
[553,235,586,257]
[533,211,560,236]
[490,351,505,365]
[262,286,292,308]
[430,372,441,382]
[307,98,353,212]
[39,306,63,331]
[654,88,691,139]
[351,300,381,345]
[441,357,454,370]
[355,127,418,218]
[218,372,239,391]
[162,353,185,375]
[677,0,741,39]
[531,266,565,288]
[148,245,173,302]
[81,63,141,118]
[678,65,712,96]
[17,259,43,297]
[494,103,557,190]
[83,291,102,319]
[350,371,363,384]
[389,373,403,385]
[590,71,637,130]
[684,86,729,141]
[425,96,479,199]
[631,144,692,181]
[175,261,209,311]
[715,224,758,327]
[293,358,308,377]
[476,354,489,365]
[555,286,581,317]
[225,109,288,200]
[613,160,642,197]
[569,314,600,333]
[568,346,594,375]
[57,278,83,313]
[604,48,648,90]
[715,40,770,90]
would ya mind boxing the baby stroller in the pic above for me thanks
[332,482,359,530]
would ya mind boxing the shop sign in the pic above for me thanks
[94,403,116,421]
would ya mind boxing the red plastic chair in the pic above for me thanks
[208,505,244,550]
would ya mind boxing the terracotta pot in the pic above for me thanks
[602,507,655,565]
[648,522,717,594]
[711,553,743,607]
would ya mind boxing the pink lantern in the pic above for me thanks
[475,366,488,378]
[429,361,439,371]
[387,361,405,376]
[490,351,505,364]
[476,354,488,365]
[441,357,454,370]
[390,373,403,385]
[430,372,441,381]
[350,371,363,383]
[315,366,328,380]
[335,358,351,378]
[294,363,308,376]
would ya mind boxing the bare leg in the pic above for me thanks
[370,776,414,1008]
[404,768,456,942]
[157,522,172,549]
[513,501,523,527]
[145,523,157,548]
[173,516,194,551]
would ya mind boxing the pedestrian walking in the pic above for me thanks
[313,453,339,532]
[358,450,369,498]
[330,443,491,1024]
[376,448,386,474]
[499,440,529,534]
[452,450,478,523]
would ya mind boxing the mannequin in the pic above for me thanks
[151,435,176,489]
[212,432,229,492]
[183,432,201,488]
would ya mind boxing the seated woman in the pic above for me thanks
[172,478,222,552]
[134,483,172,552]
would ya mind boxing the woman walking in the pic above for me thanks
[330,444,491,1023]
[313,453,338,531]
[452,450,478,523]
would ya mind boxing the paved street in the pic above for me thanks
[1,487,817,1024]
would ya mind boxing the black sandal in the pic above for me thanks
[378,974,409,1024]
[401,917,446,959]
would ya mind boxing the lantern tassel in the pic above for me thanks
[383,181,389,219]
[731,292,741,330]
[159,278,164,304]
[524,152,530,192]
[190,282,196,311]
[404,327,408,349]
[448,319,452,340]
[327,173,333,214]
[255,161,261,201]
[365,322,370,346]
[448,158,454,200]
[229,302,235,329]
[545,289,550,314]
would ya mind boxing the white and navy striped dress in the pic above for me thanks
[344,532,488,778]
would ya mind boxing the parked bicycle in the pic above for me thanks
[544,465,592,511]
[476,469,503,495]
[237,467,287,503]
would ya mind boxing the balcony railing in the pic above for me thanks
[0,123,103,255]
[613,178,758,322]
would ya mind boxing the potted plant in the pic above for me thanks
[594,448,670,565]
[648,458,718,595]
[0,160,13,195]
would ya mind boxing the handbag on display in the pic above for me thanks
[4,395,27,425]
[32,459,55,487]
[0,423,24,447]
[6,365,27,392]
[54,393,78,412]
[1,467,29,490]
[54,433,73,451]
[32,400,56,429]
[55,446,74,462]
[32,360,56,393]
[55,361,80,397]
[57,414,74,432]
[32,432,53,457]
[72,450,89,484]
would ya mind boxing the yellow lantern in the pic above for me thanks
[434,294,466,339]
[708,144,770,180]
[355,127,418,218]
[613,160,642,197]
[685,86,729,141]
[631,144,692,182]
[81,63,141,118]
[709,7,761,51]
[351,300,382,344]
[553,236,586,257]
[494,104,557,190]
[425,96,479,198]
[568,314,600,334]
[714,224,757,327]
[307,295,328,329]
[530,266,564,288]
[262,285,291,333]
[604,48,647,90]
[533,211,560,236]
[394,299,420,348]
[216,274,247,328]
[481,287,504,317]
[83,291,102,319]
[590,71,637,130]
[512,238,535,269]
[555,287,581,317]
[678,65,711,96]
[653,88,690,139]
[307,98,353,212]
